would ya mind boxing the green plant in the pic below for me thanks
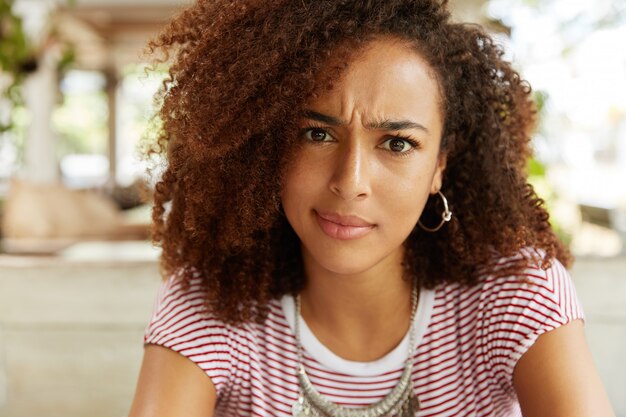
[0,0,75,132]
[0,0,31,131]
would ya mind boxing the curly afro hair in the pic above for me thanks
[146,0,571,324]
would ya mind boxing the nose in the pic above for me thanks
[328,142,371,200]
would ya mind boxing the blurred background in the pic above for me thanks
[0,0,624,416]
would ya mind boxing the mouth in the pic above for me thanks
[314,210,376,240]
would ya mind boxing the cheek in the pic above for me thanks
[380,171,433,221]
[280,154,318,217]
[282,150,328,194]
[280,176,303,234]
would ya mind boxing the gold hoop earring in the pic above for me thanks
[418,191,452,232]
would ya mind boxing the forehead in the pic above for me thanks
[308,38,443,129]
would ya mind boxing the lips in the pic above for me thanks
[315,211,375,240]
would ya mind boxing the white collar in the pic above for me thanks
[281,287,435,377]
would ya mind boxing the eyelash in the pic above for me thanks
[385,134,422,156]
[299,125,422,157]
[300,126,333,143]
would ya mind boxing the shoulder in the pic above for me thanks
[466,249,585,386]
[144,273,282,392]
[145,275,226,349]
[434,249,582,323]
[479,249,583,328]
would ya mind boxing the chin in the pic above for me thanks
[305,247,383,277]
[323,263,372,277]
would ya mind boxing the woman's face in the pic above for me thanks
[281,38,446,276]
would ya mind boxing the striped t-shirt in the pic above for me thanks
[144,257,583,416]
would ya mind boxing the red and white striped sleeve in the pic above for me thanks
[481,258,585,391]
[144,276,237,394]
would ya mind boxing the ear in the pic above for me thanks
[430,152,447,194]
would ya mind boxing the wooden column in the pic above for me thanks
[105,68,118,188]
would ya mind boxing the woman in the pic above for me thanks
[129,0,615,416]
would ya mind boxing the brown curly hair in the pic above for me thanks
[146,0,571,324]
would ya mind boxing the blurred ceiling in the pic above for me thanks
[55,0,490,72]
[55,0,192,70]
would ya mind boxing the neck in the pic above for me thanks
[299,247,415,362]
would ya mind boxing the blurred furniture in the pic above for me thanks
[579,203,626,251]
[1,179,150,255]
[0,240,161,417]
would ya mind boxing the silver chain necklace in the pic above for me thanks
[292,283,420,417]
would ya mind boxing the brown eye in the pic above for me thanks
[305,128,331,142]
[389,138,407,152]
[382,137,414,153]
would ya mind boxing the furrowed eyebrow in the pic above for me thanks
[302,110,345,126]
[303,110,429,133]
[365,119,429,133]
